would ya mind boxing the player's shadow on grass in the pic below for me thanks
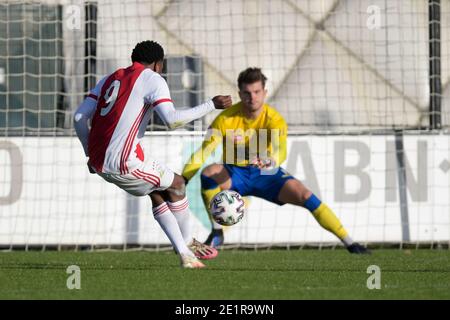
[206,266,450,273]
[2,264,449,274]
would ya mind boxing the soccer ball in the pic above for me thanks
[209,190,245,226]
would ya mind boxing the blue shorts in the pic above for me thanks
[223,164,295,205]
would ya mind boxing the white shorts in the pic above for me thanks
[97,158,175,196]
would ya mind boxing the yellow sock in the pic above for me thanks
[312,203,349,240]
[242,196,251,209]
[201,186,222,228]
[201,186,221,212]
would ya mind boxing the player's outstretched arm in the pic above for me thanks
[153,95,232,130]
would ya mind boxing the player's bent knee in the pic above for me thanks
[167,174,186,197]
[280,179,313,206]
[301,190,313,203]
[201,164,224,177]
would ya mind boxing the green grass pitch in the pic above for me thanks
[0,249,449,299]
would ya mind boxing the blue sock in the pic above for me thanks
[303,194,322,212]
[200,174,219,190]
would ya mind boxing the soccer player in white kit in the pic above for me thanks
[74,41,232,268]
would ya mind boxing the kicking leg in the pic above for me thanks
[149,190,205,268]
[162,174,191,244]
[277,179,370,254]
[163,174,218,260]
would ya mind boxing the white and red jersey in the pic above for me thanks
[87,62,171,174]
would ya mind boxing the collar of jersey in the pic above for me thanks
[242,104,267,123]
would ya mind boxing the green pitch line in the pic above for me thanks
[0,249,449,299]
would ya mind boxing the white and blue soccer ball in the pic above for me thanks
[209,190,245,226]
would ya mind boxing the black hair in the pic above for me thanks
[131,40,164,64]
[237,67,267,90]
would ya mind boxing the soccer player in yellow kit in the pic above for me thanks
[182,68,370,254]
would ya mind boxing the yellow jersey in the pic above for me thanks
[182,102,287,180]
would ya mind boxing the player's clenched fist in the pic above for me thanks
[212,95,232,109]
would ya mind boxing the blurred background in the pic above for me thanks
[1,0,449,134]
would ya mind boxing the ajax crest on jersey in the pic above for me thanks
[209,190,245,226]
